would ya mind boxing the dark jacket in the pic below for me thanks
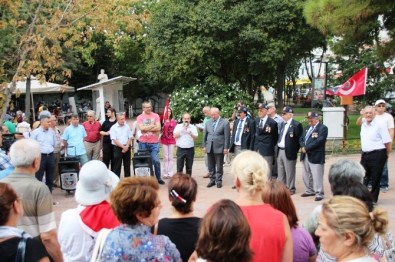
[278,119,303,160]
[250,116,278,156]
[299,122,328,164]
[229,117,253,152]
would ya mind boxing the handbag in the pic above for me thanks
[90,228,111,262]
[15,233,27,262]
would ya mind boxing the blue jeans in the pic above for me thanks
[380,161,388,188]
[139,142,161,180]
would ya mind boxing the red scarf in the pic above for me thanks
[79,201,120,234]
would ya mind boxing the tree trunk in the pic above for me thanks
[276,64,286,109]
[25,76,31,121]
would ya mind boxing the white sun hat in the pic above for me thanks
[75,160,120,206]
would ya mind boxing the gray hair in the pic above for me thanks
[10,139,41,168]
[328,159,365,194]
[87,110,95,116]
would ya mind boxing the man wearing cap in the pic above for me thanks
[58,160,120,261]
[299,111,328,201]
[204,107,230,188]
[277,106,303,195]
[357,99,394,193]
[229,106,253,156]
[267,102,284,178]
[250,103,278,177]
[359,106,392,204]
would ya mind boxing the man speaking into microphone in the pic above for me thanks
[173,112,198,176]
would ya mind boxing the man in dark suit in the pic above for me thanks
[229,107,253,156]
[203,107,230,188]
[299,111,328,201]
[250,103,278,177]
[277,106,303,195]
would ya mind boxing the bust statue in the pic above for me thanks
[98,69,108,83]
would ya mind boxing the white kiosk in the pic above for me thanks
[77,74,136,122]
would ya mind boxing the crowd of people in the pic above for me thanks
[0,98,394,261]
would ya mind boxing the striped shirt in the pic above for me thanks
[2,173,56,237]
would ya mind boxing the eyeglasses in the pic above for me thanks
[282,112,288,115]
[376,104,385,107]
[87,115,94,117]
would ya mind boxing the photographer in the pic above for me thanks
[173,113,198,176]
[231,101,252,122]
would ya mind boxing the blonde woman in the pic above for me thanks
[232,150,293,262]
[316,196,388,262]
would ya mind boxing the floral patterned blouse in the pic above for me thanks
[101,224,181,262]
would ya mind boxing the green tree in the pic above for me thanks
[144,0,325,109]
[304,0,395,59]
[0,0,146,122]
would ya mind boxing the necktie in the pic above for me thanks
[212,120,217,132]
[305,127,313,141]
[259,119,263,128]
[235,120,243,142]
[278,122,286,142]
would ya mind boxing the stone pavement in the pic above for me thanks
[52,152,395,233]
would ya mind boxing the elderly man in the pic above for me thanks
[250,103,278,177]
[63,114,88,166]
[50,115,62,187]
[110,113,133,178]
[359,106,392,204]
[267,102,284,178]
[277,106,303,195]
[82,110,102,161]
[229,106,253,156]
[203,107,230,188]
[30,115,56,192]
[299,112,328,201]
[173,113,198,175]
[137,101,165,184]
[2,139,63,261]
[357,99,394,193]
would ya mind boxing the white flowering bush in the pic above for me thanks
[170,83,252,122]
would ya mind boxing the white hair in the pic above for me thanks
[10,139,41,168]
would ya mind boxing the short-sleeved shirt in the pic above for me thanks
[110,122,133,146]
[63,124,87,156]
[0,237,49,262]
[137,112,160,144]
[375,112,394,130]
[100,119,117,144]
[101,224,181,261]
[292,226,317,262]
[30,127,56,154]
[2,173,56,237]
[174,124,198,148]
[82,120,101,143]
[157,217,201,262]
[361,118,392,152]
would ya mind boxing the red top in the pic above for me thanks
[240,204,286,262]
[160,119,177,145]
[82,120,101,143]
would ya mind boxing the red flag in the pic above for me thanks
[162,98,170,123]
[334,67,367,96]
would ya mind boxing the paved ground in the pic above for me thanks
[52,152,395,233]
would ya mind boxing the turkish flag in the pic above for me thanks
[334,67,367,97]
[162,98,170,123]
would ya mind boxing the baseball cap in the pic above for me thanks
[258,103,269,110]
[238,106,248,114]
[75,160,120,205]
[306,112,319,118]
[375,99,386,106]
[282,106,294,113]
